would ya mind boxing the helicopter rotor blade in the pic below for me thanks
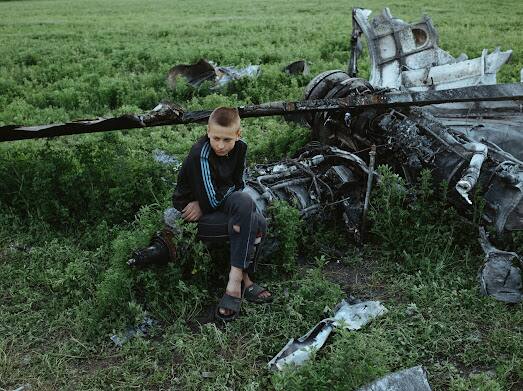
[1,82,522,142]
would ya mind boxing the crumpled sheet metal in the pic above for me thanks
[356,366,432,391]
[352,8,512,91]
[478,227,523,303]
[482,162,523,233]
[166,58,260,89]
[268,300,387,371]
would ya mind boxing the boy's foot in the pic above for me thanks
[243,282,273,304]
[218,269,242,318]
[215,292,241,322]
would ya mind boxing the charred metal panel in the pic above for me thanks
[166,58,260,89]
[304,80,523,232]
[378,108,523,233]
[437,114,523,162]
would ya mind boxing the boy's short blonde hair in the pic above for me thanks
[208,107,241,131]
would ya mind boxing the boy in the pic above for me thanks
[172,107,272,321]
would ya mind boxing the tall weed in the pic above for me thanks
[263,200,302,275]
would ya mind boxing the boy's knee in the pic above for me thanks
[233,224,240,233]
[229,191,255,211]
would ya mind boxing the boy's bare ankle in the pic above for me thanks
[228,266,243,282]
[242,272,253,287]
[225,266,243,297]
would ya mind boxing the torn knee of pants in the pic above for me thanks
[233,224,241,233]
[254,231,263,244]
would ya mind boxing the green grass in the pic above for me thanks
[1,0,522,390]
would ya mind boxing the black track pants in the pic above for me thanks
[197,191,267,270]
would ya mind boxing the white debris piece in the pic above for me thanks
[352,8,512,92]
[268,300,387,371]
[268,320,334,370]
[455,142,488,204]
[332,300,388,330]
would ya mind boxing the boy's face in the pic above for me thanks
[207,122,241,156]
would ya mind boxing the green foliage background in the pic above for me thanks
[0,0,522,390]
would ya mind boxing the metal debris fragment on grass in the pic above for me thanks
[268,299,387,370]
[332,300,387,330]
[153,149,180,167]
[166,58,260,89]
[110,316,157,347]
[356,366,432,391]
[283,60,310,76]
[11,385,32,391]
[405,303,419,316]
[164,207,183,231]
[478,227,523,303]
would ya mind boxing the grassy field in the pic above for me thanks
[1,0,522,390]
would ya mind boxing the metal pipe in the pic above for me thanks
[360,145,377,240]
[271,177,311,190]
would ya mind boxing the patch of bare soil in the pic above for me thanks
[75,354,124,375]
[321,256,389,301]
[186,304,216,333]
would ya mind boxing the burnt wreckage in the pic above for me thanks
[1,8,522,302]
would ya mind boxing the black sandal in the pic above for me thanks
[243,283,273,304]
[215,293,242,322]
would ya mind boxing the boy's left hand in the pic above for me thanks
[182,201,202,222]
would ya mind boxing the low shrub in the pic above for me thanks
[0,132,172,230]
[369,166,477,277]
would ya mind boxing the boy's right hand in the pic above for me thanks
[182,201,202,222]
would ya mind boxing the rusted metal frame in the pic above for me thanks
[238,84,523,117]
[1,83,523,142]
[29,83,523,121]
[235,91,519,132]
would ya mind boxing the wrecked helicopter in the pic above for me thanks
[1,8,522,303]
